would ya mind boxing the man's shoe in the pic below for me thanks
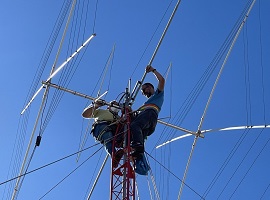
[135,153,150,175]
[131,142,144,158]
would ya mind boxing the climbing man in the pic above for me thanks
[82,100,124,168]
[130,65,165,174]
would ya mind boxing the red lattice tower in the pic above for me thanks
[110,107,135,200]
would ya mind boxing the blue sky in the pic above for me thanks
[1,0,270,199]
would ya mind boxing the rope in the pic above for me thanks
[0,143,100,187]
[39,145,104,199]
[202,128,250,198]
[229,130,269,199]
[146,152,204,199]
[218,128,265,199]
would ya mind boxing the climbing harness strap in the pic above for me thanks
[137,104,160,114]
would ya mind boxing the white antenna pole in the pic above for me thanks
[130,0,182,104]
[86,155,109,200]
[177,1,258,199]
[197,0,257,132]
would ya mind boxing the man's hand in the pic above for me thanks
[145,65,165,92]
[145,65,155,73]
[94,99,105,106]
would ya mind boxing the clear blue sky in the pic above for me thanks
[1,0,270,199]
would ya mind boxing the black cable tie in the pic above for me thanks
[36,135,42,146]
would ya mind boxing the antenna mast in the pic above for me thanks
[130,0,182,105]
[110,84,136,200]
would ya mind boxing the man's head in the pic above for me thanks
[141,83,154,98]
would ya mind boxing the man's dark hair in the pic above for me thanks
[142,82,154,89]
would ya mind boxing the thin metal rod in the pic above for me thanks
[156,133,193,149]
[97,44,116,97]
[149,169,161,200]
[87,154,109,200]
[197,0,257,132]
[76,91,108,162]
[201,124,270,134]
[157,124,270,149]
[50,0,78,77]
[21,33,96,115]
[76,121,91,162]
[177,136,199,200]
[157,120,199,135]
[42,82,113,107]
[155,119,203,149]
[48,33,96,80]
[123,89,130,200]
[76,43,114,161]
[130,0,182,103]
